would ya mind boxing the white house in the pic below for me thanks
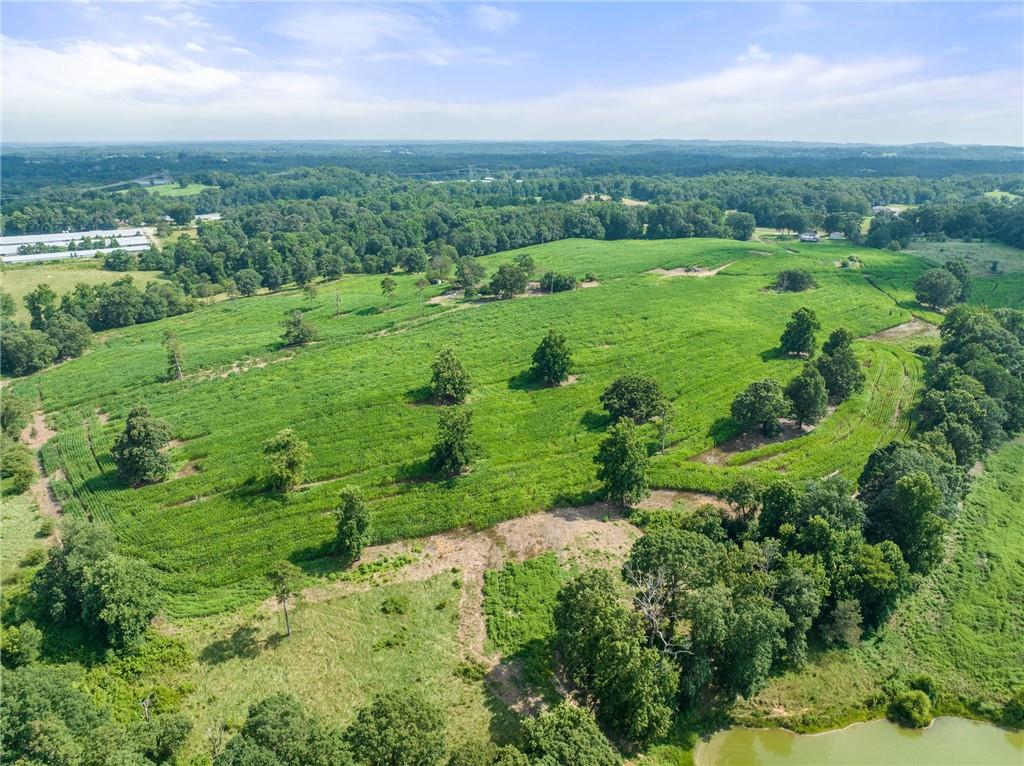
[828,231,846,240]
[799,231,820,242]
[872,205,901,216]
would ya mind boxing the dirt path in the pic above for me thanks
[646,262,734,278]
[19,411,62,522]
[865,317,939,342]
[300,503,641,665]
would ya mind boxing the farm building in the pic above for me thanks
[828,231,846,240]
[799,231,820,242]
[872,205,901,215]
[0,227,153,263]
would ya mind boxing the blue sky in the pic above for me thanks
[3,2,1022,144]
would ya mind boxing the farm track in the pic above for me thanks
[19,411,63,526]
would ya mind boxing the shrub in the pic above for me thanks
[908,674,939,705]
[538,271,578,292]
[1004,687,1024,729]
[104,249,140,271]
[772,269,818,292]
[521,702,622,766]
[888,690,933,728]
[380,594,410,615]
[262,429,310,492]
[281,310,318,347]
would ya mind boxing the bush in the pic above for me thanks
[908,674,939,705]
[772,269,818,292]
[538,271,578,292]
[521,703,621,766]
[888,690,933,728]
[380,594,410,615]
[1004,687,1024,729]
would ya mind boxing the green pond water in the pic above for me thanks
[696,717,1024,766]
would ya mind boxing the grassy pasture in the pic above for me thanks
[15,237,935,616]
[731,440,1024,732]
[158,574,515,759]
[1,261,162,322]
[902,239,1024,310]
[145,183,218,197]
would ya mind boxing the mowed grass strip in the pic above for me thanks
[17,238,927,616]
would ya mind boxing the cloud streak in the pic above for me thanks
[3,34,1019,145]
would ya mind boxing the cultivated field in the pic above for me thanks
[146,183,218,197]
[903,239,1024,310]
[13,238,943,616]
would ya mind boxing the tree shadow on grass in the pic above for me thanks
[393,458,434,484]
[507,370,544,392]
[580,410,610,432]
[199,624,263,665]
[403,385,437,406]
[759,346,787,362]
[355,306,381,316]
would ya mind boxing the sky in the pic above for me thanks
[2,1,1022,145]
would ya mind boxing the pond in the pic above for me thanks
[696,717,1024,766]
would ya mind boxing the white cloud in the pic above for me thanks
[470,5,519,33]
[736,44,771,63]
[185,42,206,53]
[143,15,173,29]
[2,37,1020,146]
[273,6,512,66]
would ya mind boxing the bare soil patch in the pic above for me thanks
[299,504,641,664]
[646,261,734,278]
[174,460,201,480]
[865,317,939,342]
[691,413,832,465]
[427,290,464,305]
[635,489,730,511]
[20,411,56,450]
[560,375,580,387]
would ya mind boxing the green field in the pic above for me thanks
[12,237,953,616]
[731,439,1024,731]
[1,261,163,322]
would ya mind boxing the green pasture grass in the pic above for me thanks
[730,440,1024,732]
[0,491,47,586]
[146,183,218,197]
[160,574,516,759]
[902,239,1024,310]
[13,237,933,616]
[1,261,163,323]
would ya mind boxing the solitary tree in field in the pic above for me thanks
[430,407,480,477]
[489,264,529,299]
[914,268,961,309]
[731,379,788,435]
[594,419,649,506]
[531,330,573,386]
[335,486,371,564]
[267,561,303,637]
[165,332,184,381]
[430,346,472,404]
[785,364,828,427]
[262,429,310,492]
[281,310,318,347]
[780,307,821,356]
[380,277,397,310]
[111,405,172,485]
[600,375,667,424]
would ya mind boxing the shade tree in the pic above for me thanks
[430,346,472,404]
[594,419,649,506]
[730,378,788,435]
[111,405,172,485]
[779,307,821,356]
[531,330,573,386]
[262,428,310,491]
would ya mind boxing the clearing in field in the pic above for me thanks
[16,237,933,616]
